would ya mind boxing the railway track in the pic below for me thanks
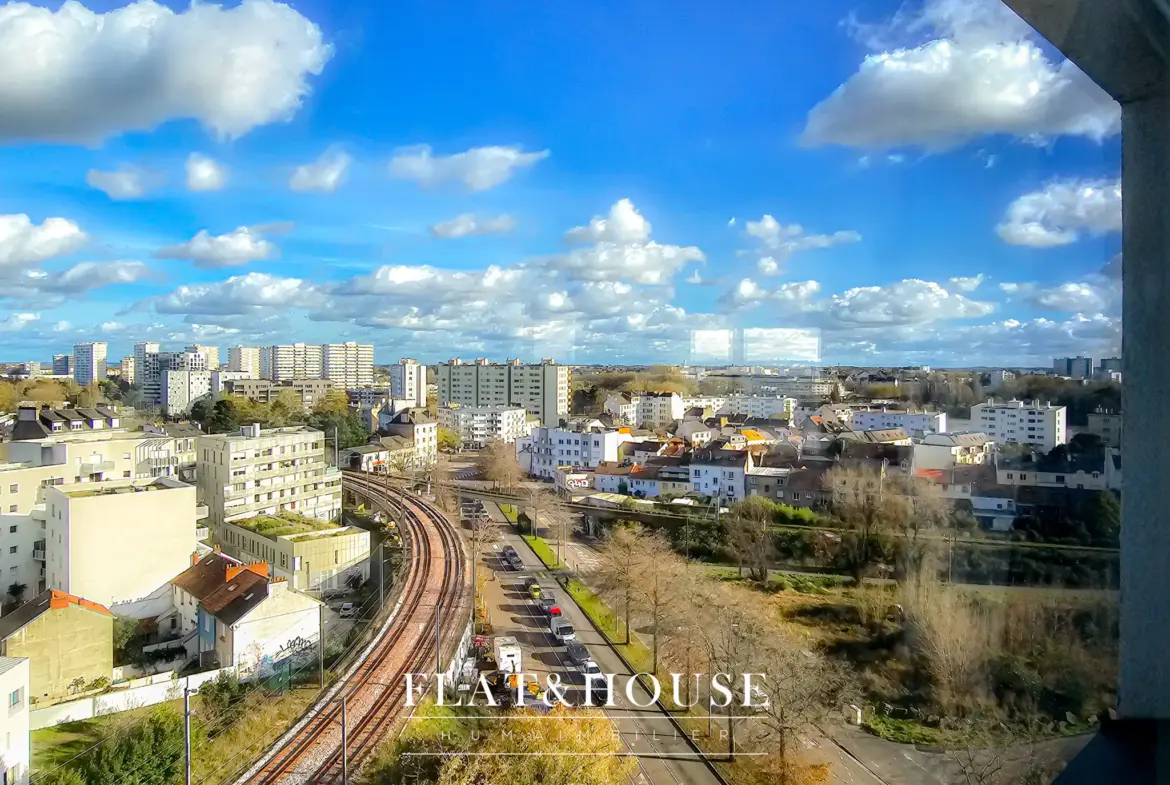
[236,472,467,785]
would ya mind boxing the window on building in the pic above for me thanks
[7,485,15,494]
[8,547,14,555]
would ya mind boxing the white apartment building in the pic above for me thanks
[970,399,1067,452]
[713,395,798,420]
[436,358,569,427]
[0,657,29,785]
[162,369,212,416]
[602,394,637,426]
[72,342,107,387]
[520,424,636,478]
[390,359,427,407]
[43,478,197,615]
[119,356,135,382]
[196,425,342,530]
[186,344,221,370]
[133,341,160,390]
[259,346,273,379]
[733,375,840,399]
[323,342,374,388]
[437,404,528,449]
[851,409,947,435]
[913,432,994,471]
[690,450,753,502]
[635,393,684,428]
[211,370,252,394]
[268,343,324,382]
[133,347,208,405]
[228,345,262,378]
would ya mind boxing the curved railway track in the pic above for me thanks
[237,472,467,785]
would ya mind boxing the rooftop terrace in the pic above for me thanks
[234,511,341,539]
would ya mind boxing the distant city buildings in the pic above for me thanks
[72,342,107,387]
[52,354,72,376]
[389,358,427,408]
[970,399,1067,451]
[228,345,262,378]
[268,343,324,382]
[223,378,335,411]
[322,342,374,387]
[437,404,528,449]
[1053,356,1093,379]
[850,409,947,435]
[1085,408,1123,448]
[186,344,221,371]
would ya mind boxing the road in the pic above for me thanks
[484,523,726,785]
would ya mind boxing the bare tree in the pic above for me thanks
[630,531,685,673]
[889,475,950,582]
[826,465,907,578]
[478,440,523,491]
[592,524,645,645]
[726,496,776,582]
[945,720,1063,785]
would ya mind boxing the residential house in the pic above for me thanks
[996,451,1113,491]
[341,444,390,473]
[622,441,666,466]
[689,449,753,502]
[0,657,29,785]
[839,443,915,476]
[913,432,994,471]
[791,404,853,427]
[634,392,684,429]
[0,590,112,703]
[668,419,713,447]
[9,404,121,441]
[519,422,636,478]
[840,428,913,446]
[593,463,633,495]
[377,409,438,467]
[922,466,1018,532]
[1084,408,1122,448]
[168,553,323,675]
[850,409,947,435]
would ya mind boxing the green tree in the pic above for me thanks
[199,671,249,735]
[113,615,141,664]
[33,767,87,785]
[6,582,27,605]
[83,709,184,785]
[1079,491,1121,547]
[189,398,213,427]
[436,426,460,452]
[208,398,240,434]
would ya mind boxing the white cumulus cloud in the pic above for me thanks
[430,213,517,239]
[744,215,861,257]
[31,260,151,293]
[826,278,996,324]
[389,144,549,191]
[997,179,1121,246]
[0,0,331,143]
[565,199,652,244]
[802,0,1119,150]
[86,168,152,200]
[156,226,280,269]
[289,148,351,193]
[0,214,86,267]
[186,154,227,191]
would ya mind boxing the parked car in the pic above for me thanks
[537,595,559,615]
[339,603,356,619]
[501,545,517,557]
[566,641,591,667]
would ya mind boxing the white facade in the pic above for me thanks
[211,370,252,395]
[72,342,107,387]
[228,346,262,378]
[436,358,569,427]
[268,344,324,382]
[0,658,29,785]
[119,356,135,383]
[322,342,374,388]
[44,478,197,613]
[970,399,1067,451]
[162,370,212,416]
[196,425,342,529]
[436,405,528,448]
[521,426,635,479]
[713,395,798,420]
[851,409,947,435]
[689,455,750,501]
[634,393,684,428]
[390,359,427,408]
[602,395,637,426]
[223,582,322,678]
[913,433,994,471]
[186,344,221,370]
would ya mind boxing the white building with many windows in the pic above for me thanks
[268,344,324,382]
[519,423,636,478]
[634,392,684,428]
[851,409,947,435]
[0,657,29,785]
[970,399,1067,451]
[713,395,798,420]
[437,404,528,449]
[436,358,569,427]
[229,345,263,378]
[322,342,374,387]
[162,369,212,416]
[72,342,107,387]
[390,359,427,408]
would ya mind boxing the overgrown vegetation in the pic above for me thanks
[190,388,370,447]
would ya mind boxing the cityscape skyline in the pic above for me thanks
[0,0,1122,367]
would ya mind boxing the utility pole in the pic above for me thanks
[334,426,339,468]
[184,685,191,785]
[435,602,443,677]
[318,604,326,689]
[341,694,349,784]
[380,539,387,609]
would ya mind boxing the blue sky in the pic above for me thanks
[0,0,1122,367]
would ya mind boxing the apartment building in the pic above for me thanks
[520,423,636,479]
[602,393,637,426]
[727,375,840,399]
[437,404,528,449]
[1054,356,1093,379]
[118,356,135,382]
[228,346,262,378]
[913,432,994,471]
[322,342,374,387]
[213,513,368,591]
[436,358,569,427]
[210,370,251,394]
[259,346,273,380]
[51,354,71,376]
[0,657,29,785]
[197,425,342,532]
[186,344,221,370]
[268,343,324,382]
[712,395,798,420]
[162,369,212,416]
[133,346,208,405]
[851,409,947,435]
[72,342,107,387]
[635,392,684,429]
[1085,408,1122,448]
[390,358,427,407]
[690,449,754,502]
[377,409,438,466]
[223,379,334,411]
[970,399,1067,451]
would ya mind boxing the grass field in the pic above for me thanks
[33,702,173,773]
[520,533,561,569]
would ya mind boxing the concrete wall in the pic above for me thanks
[29,668,227,730]
[231,584,321,678]
[4,603,112,703]
[0,658,30,785]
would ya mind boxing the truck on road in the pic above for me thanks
[494,636,522,674]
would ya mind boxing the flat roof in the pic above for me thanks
[233,512,341,539]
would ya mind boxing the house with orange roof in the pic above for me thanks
[0,589,112,703]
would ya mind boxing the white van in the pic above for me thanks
[550,617,576,644]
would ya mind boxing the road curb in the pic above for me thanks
[512,526,731,785]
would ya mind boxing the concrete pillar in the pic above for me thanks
[1119,91,1170,718]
